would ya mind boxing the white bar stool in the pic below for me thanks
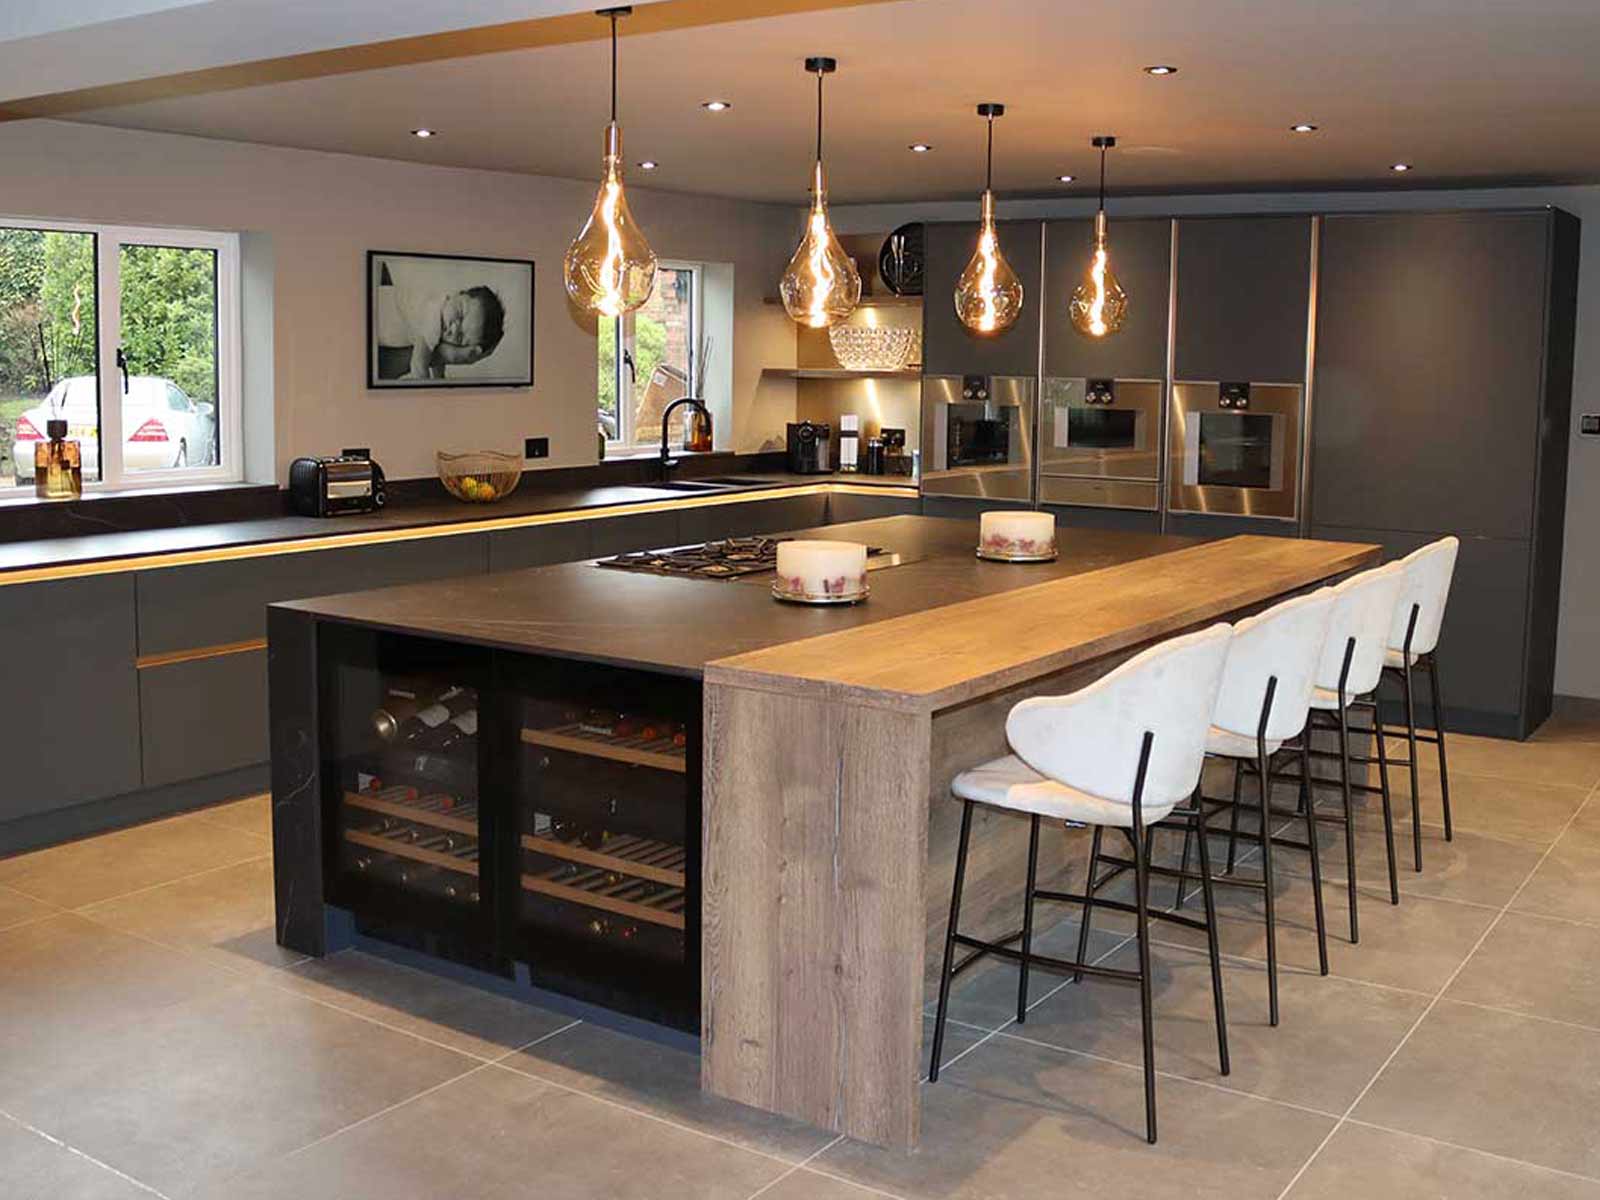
[929,623,1233,1145]
[1382,537,1461,869]
[1287,563,1406,944]
[1169,588,1337,1027]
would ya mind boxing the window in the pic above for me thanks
[0,219,240,492]
[598,262,700,450]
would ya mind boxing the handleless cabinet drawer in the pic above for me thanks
[826,492,920,524]
[139,648,269,787]
[136,534,489,656]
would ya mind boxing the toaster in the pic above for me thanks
[288,451,387,517]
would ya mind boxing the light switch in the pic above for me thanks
[1581,414,1600,438]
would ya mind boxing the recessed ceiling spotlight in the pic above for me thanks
[410,127,436,138]
[701,100,732,112]
[1290,123,1318,133]
[1391,161,1413,172]
[638,160,658,170]
[908,143,934,153]
[1144,64,1178,75]
[1057,174,1076,183]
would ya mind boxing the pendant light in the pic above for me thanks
[563,6,657,318]
[1068,135,1128,339]
[778,56,861,328]
[954,103,1024,336]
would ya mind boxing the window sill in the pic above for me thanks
[599,447,734,463]
[0,480,270,512]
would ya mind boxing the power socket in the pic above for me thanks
[524,437,549,459]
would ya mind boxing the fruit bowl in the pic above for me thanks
[437,450,522,504]
[827,325,919,371]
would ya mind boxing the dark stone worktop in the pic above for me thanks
[276,515,1198,677]
[0,470,911,579]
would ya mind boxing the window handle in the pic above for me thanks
[622,348,637,384]
[116,347,129,395]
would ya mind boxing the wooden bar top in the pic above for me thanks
[705,535,1381,712]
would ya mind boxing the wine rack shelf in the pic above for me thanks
[344,828,480,875]
[521,832,686,887]
[345,791,476,836]
[521,723,687,773]
[520,864,687,930]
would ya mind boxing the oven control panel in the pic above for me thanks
[1219,382,1251,410]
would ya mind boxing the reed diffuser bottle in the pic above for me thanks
[35,419,82,500]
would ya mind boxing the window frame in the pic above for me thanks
[2,215,242,494]
[603,259,702,452]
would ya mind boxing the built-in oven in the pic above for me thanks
[1168,380,1302,520]
[1037,377,1162,510]
[920,374,1036,502]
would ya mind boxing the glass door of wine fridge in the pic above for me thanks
[318,625,499,965]
[504,656,701,1032]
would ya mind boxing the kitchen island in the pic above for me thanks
[268,515,1377,1149]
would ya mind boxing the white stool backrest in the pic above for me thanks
[1212,587,1336,743]
[1316,563,1405,699]
[1387,536,1459,656]
[1006,623,1233,814]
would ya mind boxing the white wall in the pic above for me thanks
[835,186,1600,700]
[0,118,799,478]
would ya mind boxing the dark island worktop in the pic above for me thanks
[275,516,1200,676]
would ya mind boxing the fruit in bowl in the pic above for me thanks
[438,451,520,504]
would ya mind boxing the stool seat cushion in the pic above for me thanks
[951,754,1179,828]
[1206,726,1283,759]
[1384,648,1418,669]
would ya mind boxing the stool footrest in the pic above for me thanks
[950,933,1140,985]
[1032,884,1213,935]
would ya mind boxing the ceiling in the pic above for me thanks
[14,0,1600,204]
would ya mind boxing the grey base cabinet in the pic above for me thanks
[139,650,269,788]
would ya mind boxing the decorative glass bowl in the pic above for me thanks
[827,325,919,371]
[437,450,522,504]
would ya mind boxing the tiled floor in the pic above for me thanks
[3,715,1600,1199]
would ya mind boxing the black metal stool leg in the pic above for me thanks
[1401,659,1424,872]
[1192,804,1230,1076]
[1174,798,1196,911]
[1017,814,1041,1024]
[1373,702,1400,904]
[1429,654,1454,843]
[1337,700,1360,944]
[1256,741,1280,1027]
[929,799,974,1083]
[1300,737,1329,975]
[1074,825,1104,984]
[1130,815,1157,1144]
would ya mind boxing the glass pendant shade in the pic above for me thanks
[955,189,1023,335]
[780,159,861,328]
[1070,208,1128,338]
[565,123,657,318]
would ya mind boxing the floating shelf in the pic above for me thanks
[522,831,686,888]
[762,367,922,381]
[521,723,687,773]
[763,294,923,308]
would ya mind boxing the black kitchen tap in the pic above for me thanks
[659,397,711,478]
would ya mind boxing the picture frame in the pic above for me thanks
[367,250,534,389]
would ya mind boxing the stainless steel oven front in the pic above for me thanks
[1168,380,1302,520]
[920,374,1036,502]
[1037,377,1163,510]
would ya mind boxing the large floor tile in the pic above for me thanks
[0,980,482,1199]
[0,1112,160,1200]
[1360,768,1590,846]
[1287,1121,1600,1199]
[79,856,301,978]
[0,811,268,909]
[0,882,57,931]
[1154,874,1495,995]
[0,913,237,1063]
[206,1061,788,1200]
[193,793,272,839]
[1281,816,1546,909]
[1354,999,1600,1177]
[817,1035,1334,1200]
[1385,730,1600,791]
[1014,941,1426,1114]
[1512,837,1600,926]
[1532,699,1600,746]
[756,1168,902,1200]
[506,1019,837,1163]
[1446,910,1600,1029]
[277,948,575,1060]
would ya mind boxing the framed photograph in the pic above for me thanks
[367,250,534,389]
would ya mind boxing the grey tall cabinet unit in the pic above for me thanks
[1309,208,1580,738]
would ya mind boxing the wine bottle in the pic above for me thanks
[384,687,472,744]
[422,708,478,753]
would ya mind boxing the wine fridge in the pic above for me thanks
[314,625,701,1032]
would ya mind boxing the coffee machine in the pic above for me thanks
[786,421,833,474]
